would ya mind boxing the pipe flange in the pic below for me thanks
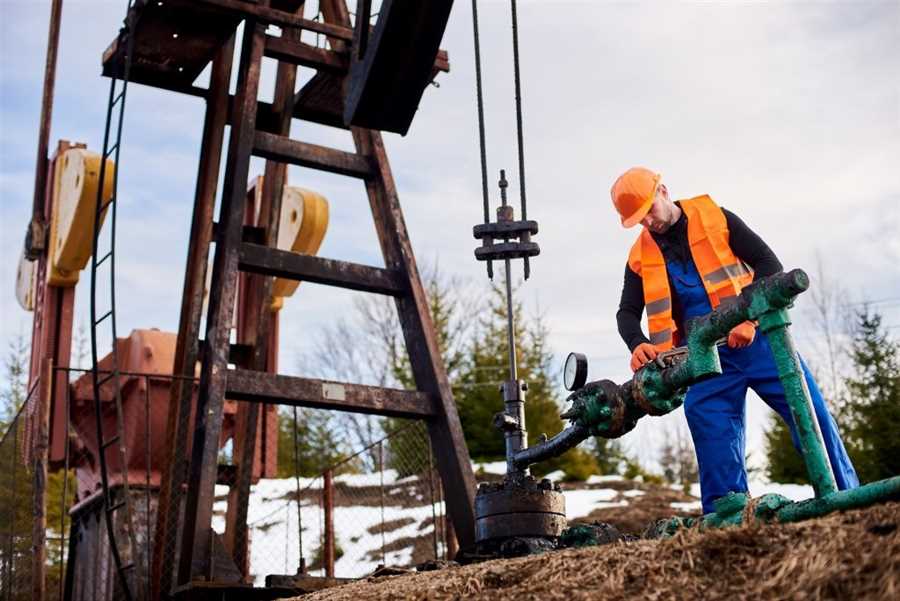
[474,476,566,543]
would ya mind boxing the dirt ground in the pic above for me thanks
[294,501,900,601]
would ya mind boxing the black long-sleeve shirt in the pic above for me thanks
[617,205,782,351]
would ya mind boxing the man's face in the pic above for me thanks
[640,187,674,233]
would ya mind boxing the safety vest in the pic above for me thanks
[627,195,754,350]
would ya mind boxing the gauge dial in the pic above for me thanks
[563,352,588,391]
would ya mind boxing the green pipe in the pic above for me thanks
[759,311,838,498]
[776,476,900,523]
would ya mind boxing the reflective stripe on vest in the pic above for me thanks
[627,195,754,350]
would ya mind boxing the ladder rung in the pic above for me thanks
[95,310,114,325]
[107,500,127,513]
[104,143,119,159]
[99,198,115,213]
[119,562,136,572]
[101,434,121,450]
[252,131,374,179]
[96,250,113,267]
[263,36,349,73]
[225,370,436,419]
[238,243,405,296]
[112,90,126,106]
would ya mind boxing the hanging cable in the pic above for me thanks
[510,0,527,222]
[509,0,530,279]
[471,0,493,279]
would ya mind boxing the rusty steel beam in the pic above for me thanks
[26,0,64,260]
[152,33,234,601]
[252,131,373,179]
[263,35,349,73]
[224,18,301,576]
[196,0,354,41]
[225,370,437,418]
[178,20,266,585]
[320,0,477,549]
[238,243,406,296]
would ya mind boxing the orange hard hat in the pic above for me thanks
[610,167,661,228]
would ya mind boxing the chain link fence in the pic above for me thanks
[0,380,40,601]
[2,367,451,598]
[221,419,450,583]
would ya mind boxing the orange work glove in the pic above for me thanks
[727,321,756,349]
[630,342,660,372]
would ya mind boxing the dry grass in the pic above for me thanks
[295,501,900,601]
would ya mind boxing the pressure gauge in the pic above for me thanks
[563,352,588,391]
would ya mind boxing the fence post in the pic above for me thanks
[426,433,438,560]
[33,360,52,601]
[379,441,385,566]
[323,469,334,578]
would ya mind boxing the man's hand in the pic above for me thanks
[630,342,660,372]
[727,321,756,349]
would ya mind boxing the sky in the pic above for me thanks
[2,1,899,471]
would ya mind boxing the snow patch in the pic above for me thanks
[670,501,702,512]
[586,475,626,485]
[565,488,624,519]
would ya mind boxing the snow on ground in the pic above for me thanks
[587,474,628,485]
[213,471,444,583]
[210,466,812,582]
[671,501,703,511]
[565,488,624,519]
[473,461,507,475]
[749,480,815,501]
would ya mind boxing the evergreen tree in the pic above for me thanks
[276,408,352,477]
[1,332,29,425]
[764,412,808,484]
[843,309,900,482]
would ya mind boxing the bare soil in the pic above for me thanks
[293,500,900,601]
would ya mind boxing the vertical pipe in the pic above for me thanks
[144,376,151,601]
[152,32,234,601]
[764,324,838,497]
[379,441,386,566]
[60,375,71,601]
[323,469,334,578]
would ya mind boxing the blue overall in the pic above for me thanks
[668,255,859,514]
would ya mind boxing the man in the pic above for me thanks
[611,166,858,514]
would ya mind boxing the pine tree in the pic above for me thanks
[1,332,29,425]
[843,309,900,482]
[764,412,808,484]
[276,408,352,477]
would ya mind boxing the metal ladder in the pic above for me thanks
[88,1,144,599]
[153,0,477,589]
